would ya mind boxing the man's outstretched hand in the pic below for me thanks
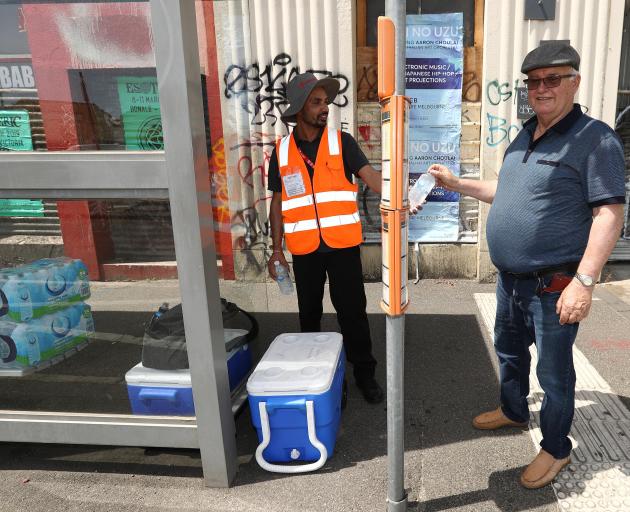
[428,164,460,191]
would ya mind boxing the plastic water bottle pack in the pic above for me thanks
[0,257,91,322]
[0,302,95,369]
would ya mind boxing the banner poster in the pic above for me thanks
[0,110,43,217]
[117,76,164,150]
[406,13,463,242]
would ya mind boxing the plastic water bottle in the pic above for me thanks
[274,261,294,295]
[408,173,436,210]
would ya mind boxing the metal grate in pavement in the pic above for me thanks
[474,293,630,512]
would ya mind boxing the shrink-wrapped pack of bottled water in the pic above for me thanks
[0,258,94,374]
[0,257,90,322]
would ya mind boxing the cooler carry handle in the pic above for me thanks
[138,388,179,402]
[255,400,328,473]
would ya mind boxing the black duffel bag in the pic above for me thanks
[141,299,258,371]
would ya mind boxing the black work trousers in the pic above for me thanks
[292,245,377,382]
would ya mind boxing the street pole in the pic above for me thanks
[387,0,406,96]
[380,3,408,511]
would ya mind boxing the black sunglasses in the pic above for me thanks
[523,74,576,90]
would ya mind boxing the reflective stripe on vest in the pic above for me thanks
[282,194,314,211]
[327,127,339,155]
[279,135,290,167]
[314,190,357,204]
[318,212,361,228]
[284,218,319,233]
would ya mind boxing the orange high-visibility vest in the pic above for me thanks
[277,127,362,255]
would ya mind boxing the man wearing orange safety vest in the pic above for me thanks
[267,72,384,404]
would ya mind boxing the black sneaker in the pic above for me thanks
[356,378,384,404]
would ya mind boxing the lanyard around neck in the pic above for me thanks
[297,145,316,170]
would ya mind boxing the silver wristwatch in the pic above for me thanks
[574,272,595,287]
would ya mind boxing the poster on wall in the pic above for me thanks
[406,13,463,242]
[0,110,33,151]
[0,110,43,217]
[117,76,164,150]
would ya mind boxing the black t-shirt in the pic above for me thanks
[267,129,370,192]
[267,129,370,252]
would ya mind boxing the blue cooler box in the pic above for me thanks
[126,364,195,415]
[247,332,345,473]
[126,328,252,416]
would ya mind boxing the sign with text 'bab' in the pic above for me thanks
[0,63,35,89]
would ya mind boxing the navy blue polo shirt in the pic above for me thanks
[486,104,626,273]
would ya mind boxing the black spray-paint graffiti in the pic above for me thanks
[224,53,350,126]
[232,205,270,273]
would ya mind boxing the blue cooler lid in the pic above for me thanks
[246,332,342,396]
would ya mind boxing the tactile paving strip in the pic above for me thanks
[474,293,630,511]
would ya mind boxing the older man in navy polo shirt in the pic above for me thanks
[430,41,625,489]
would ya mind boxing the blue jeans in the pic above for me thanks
[494,271,579,459]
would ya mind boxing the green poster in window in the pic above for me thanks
[117,76,164,150]
[0,110,43,217]
[0,110,33,151]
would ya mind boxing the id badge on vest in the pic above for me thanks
[282,168,306,197]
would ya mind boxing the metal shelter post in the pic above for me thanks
[150,0,238,487]
[380,3,409,510]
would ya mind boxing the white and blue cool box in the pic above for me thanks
[247,332,345,473]
[126,329,252,416]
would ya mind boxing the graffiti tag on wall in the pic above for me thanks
[484,78,522,147]
[223,52,350,126]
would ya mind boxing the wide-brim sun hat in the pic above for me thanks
[281,72,340,123]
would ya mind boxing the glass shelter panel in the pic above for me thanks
[0,1,164,153]
[0,198,203,417]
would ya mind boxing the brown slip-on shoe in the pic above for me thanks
[472,407,528,430]
[520,449,571,489]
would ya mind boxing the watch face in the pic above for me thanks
[577,273,594,286]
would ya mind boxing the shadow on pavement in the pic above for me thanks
[0,310,501,484]
[2,306,627,512]
[415,466,554,511]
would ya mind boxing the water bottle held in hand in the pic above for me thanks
[408,173,436,210]
[274,261,294,295]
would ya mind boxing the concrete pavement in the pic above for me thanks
[1,274,630,511]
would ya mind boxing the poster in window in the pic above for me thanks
[117,76,163,150]
[0,110,43,217]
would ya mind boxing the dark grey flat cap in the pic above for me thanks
[521,41,580,74]
[281,72,340,123]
